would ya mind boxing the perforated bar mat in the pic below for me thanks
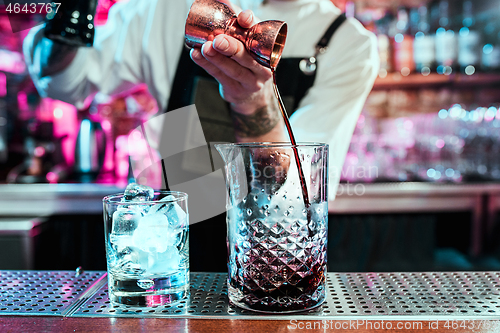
[0,271,106,316]
[71,272,500,320]
[1,271,500,319]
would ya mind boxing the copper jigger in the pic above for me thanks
[185,0,287,69]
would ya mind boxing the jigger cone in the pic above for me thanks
[185,0,287,69]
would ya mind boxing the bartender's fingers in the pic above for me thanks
[237,10,256,29]
[210,35,271,79]
[190,48,241,90]
[202,40,270,91]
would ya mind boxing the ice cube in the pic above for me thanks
[132,213,178,253]
[123,182,154,202]
[148,196,187,228]
[117,201,150,216]
[116,247,148,276]
[167,201,188,228]
[106,241,118,266]
[148,195,175,215]
[172,228,186,249]
[147,246,181,274]
[111,209,141,237]
[109,244,148,277]
[110,234,133,253]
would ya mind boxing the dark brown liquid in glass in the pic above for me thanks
[230,256,324,311]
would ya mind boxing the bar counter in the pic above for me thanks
[2,182,500,216]
[1,181,499,257]
[1,270,500,332]
[3,316,499,332]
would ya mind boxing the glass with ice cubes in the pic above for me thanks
[103,183,189,306]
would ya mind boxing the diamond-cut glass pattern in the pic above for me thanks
[228,199,328,313]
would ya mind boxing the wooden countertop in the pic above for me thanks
[1,317,499,332]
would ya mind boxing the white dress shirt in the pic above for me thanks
[24,0,379,199]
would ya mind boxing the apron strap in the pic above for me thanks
[317,13,347,52]
[275,13,347,114]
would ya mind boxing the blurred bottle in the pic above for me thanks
[434,0,457,74]
[74,103,107,181]
[44,0,98,47]
[413,5,435,75]
[392,7,414,75]
[458,1,481,75]
[375,11,393,77]
[481,4,500,71]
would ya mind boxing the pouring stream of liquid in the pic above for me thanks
[271,70,313,236]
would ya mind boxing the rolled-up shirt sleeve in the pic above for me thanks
[290,18,379,198]
[23,0,155,109]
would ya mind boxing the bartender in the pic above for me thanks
[23,0,379,271]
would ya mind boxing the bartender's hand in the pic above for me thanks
[190,7,286,143]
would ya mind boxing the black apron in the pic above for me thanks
[165,14,346,272]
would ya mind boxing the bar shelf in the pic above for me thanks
[373,73,500,90]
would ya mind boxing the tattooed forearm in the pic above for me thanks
[231,103,281,138]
